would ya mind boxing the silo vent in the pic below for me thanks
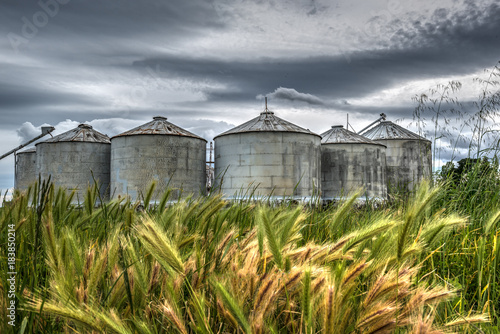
[78,124,92,129]
[153,116,167,121]
[332,125,344,128]
[261,97,275,116]
[260,110,275,115]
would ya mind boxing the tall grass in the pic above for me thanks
[410,61,500,332]
[0,178,497,333]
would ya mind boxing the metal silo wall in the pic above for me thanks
[36,142,111,200]
[375,139,432,192]
[321,143,387,199]
[15,151,36,190]
[110,135,206,201]
[214,132,321,199]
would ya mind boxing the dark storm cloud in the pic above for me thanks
[1,0,498,119]
[0,76,113,130]
[0,83,103,110]
[390,1,500,53]
[130,1,500,105]
[0,0,232,132]
[132,48,494,106]
[132,54,397,102]
[1,0,224,54]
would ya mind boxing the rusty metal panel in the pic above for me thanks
[42,124,111,144]
[113,116,206,141]
[362,121,432,193]
[214,111,321,139]
[321,125,386,146]
[321,142,387,200]
[378,139,432,192]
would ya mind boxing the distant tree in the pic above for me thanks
[440,157,498,186]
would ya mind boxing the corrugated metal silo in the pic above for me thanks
[362,120,432,193]
[15,147,36,191]
[36,124,111,200]
[214,107,321,200]
[110,116,207,201]
[321,125,387,200]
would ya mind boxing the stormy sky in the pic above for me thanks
[1,0,500,195]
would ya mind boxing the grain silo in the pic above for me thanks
[321,125,387,200]
[15,147,36,191]
[361,120,432,193]
[110,116,207,201]
[36,124,111,201]
[214,106,321,200]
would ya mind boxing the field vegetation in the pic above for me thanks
[0,171,499,333]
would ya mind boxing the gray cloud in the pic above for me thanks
[1,0,225,55]
[257,87,324,105]
[16,122,42,143]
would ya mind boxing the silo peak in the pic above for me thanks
[38,124,110,143]
[215,105,321,138]
[362,120,430,141]
[112,117,206,141]
[320,125,384,145]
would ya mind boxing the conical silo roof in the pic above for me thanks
[17,147,36,154]
[321,125,385,146]
[38,124,110,144]
[112,116,206,141]
[362,121,430,142]
[214,109,320,139]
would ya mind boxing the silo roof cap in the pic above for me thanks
[321,125,386,146]
[37,124,110,144]
[362,120,430,142]
[214,108,320,139]
[17,147,36,154]
[112,116,206,141]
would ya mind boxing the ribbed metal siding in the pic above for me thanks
[214,111,321,200]
[35,124,111,201]
[362,121,432,192]
[321,126,386,199]
[110,117,207,201]
[15,148,36,191]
